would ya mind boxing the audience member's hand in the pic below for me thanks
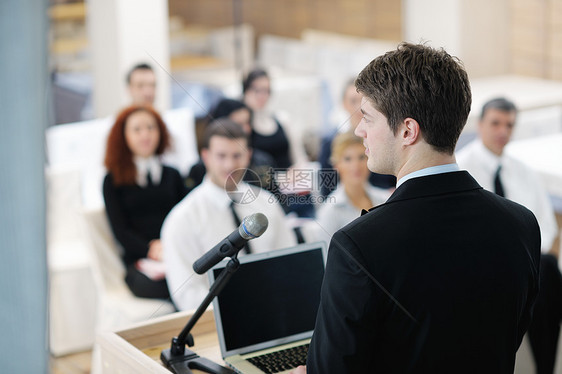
[290,365,306,374]
[147,239,163,261]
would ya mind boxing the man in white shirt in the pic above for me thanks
[162,119,296,311]
[456,97,558,254]
[457,97,562,374]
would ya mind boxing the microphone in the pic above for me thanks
[192,212,268,274]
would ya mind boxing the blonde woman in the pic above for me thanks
[314,132,390,243]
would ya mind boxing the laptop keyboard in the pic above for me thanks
[247,344,309,374]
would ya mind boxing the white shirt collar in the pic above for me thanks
[330,183,375,205]
[328,183,390,208]
[200,176,255,209]
[134,156,162,187]
[397,163,460,188]
[330,185,350,206]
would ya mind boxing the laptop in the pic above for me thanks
[208,242,328,374]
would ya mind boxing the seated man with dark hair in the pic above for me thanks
[162,119,296,311]
[185,98,276,194]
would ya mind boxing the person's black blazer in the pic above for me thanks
[307,171,541,373]
[103,166,187,266]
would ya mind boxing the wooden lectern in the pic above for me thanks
[96,309,223,373]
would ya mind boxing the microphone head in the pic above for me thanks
[239,213,268,239]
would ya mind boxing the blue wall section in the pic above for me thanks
[0,0,49,372]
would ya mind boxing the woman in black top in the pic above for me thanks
[103,105,187,299]
[242,69,314,218]
[242,69,293,169]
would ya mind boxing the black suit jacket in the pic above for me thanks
[307,171,541,373]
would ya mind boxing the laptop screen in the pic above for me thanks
[210,243,327,356]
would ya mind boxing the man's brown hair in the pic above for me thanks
[202,118,249,149]
[355,42,472,154]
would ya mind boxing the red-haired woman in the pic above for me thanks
[103,105,187,299]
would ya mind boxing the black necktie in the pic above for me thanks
[229,202,252,254]
[494,165,505,197]
[146,171,153,186]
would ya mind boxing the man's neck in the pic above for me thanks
[396,148,456,182]
[206,176,231,192]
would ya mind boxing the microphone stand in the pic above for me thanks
[161,256,239,374]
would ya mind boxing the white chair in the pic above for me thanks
[84,206,176,374]
[46,166,98,356]
[161,107,199,177]
[81,206,176,332]
[82,169,182,374]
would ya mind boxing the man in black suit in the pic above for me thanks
[293,43,541,373]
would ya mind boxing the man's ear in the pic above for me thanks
[201,148,209,168]
[401,118,421,146]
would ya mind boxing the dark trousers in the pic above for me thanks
[125,265,170,299]
[528,254,562,374]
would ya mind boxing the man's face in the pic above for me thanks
[354,97,398,175]
[202,136,251,191]
[128,69,156,105]
[342,85,363,129]
[478,108,516,156]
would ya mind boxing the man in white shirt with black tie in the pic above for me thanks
[162,119,296,312]
[456,97,557,253]
[457,97,562,374]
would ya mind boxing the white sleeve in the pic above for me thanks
[161,207,210,311]
[311,203,339,244]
